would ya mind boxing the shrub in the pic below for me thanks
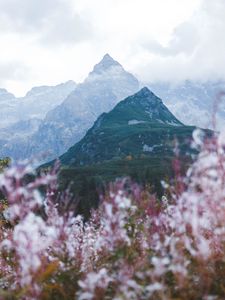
[0,130,225,299]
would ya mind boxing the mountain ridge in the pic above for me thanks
[58,87,195,167]
[89,54,122,75]
[0,54,220,164]
[51,87,205,212]
[21,54,140,163]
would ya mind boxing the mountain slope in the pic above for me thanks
[20,54,140,163]
[147,80,225,130]
[18,80,77,121]
[0,81,77,130]
[53,87,203,216]
[59,87,195,167]
[0,88,18,129]
[0,81,77,161]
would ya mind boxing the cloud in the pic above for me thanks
[141,22,199,57]
[0,0,92,45]
[134,0,225,83]
[0,61,31,84]
[0,0,224,95]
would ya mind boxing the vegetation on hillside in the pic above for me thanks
[0,129,225,299]
[0,157,11,173]
[0,157,11,219]
[59,88,199,167]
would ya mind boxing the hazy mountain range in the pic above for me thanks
[148,80,225,129]
[0,81,77,129]
[0,54,139,162]
[0,54,224,164]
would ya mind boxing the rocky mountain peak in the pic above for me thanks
[90,54,123,75]
[112,87,182,126]
[121,87,163,108]
[0,88,16,100]
[133,87,162,103]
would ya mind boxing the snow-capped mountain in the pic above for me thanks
[0,81,77,160]
[0,119,42,161]
[0,81,77,129]
[12,54,140,162]
[0,89,19,129]
[17,80,77,121]
[147,80,225,130]
[1,54,224,164]
[46,54,139,122]
[0,118,42,140]
[0,88,15,102]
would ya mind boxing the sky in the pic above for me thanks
[0,0,225,96]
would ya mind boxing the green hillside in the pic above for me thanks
[59,87,195,166]
[42,87,206,217]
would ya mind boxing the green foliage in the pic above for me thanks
[0,157,11,223]
[0,157,11,173]
[58,155,191,218]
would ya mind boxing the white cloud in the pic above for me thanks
[0,0,224,95]
[134,0,225,83]
[0,0,92,44]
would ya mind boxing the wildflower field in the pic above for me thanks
[0,130,225,299]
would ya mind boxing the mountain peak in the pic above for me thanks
[112,87,182,126]
[91,54,122,75]
[136,87,155,97]
[102,53,118,63]
[125,87,163,106]
[59,88,189,167]
[0,88,15,100]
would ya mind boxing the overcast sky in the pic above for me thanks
[0,0,224,96]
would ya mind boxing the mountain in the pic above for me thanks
[0,88,15,102]
[2,55,221,164]
[50,87,203,217]
[0,119,43,161]
[59,87,195,167]
[0,81,77,161]
[0,89,18,129]
[0,118,42,140]
[0,81,76,130]
[147,80,225,130]
[15,54,140,163]
[17,80,77,121]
